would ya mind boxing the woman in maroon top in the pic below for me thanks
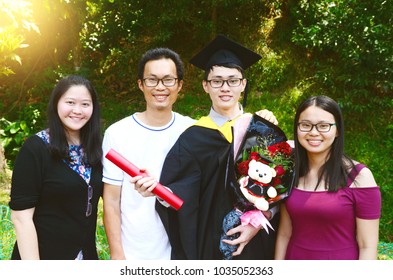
[275,95,381,260]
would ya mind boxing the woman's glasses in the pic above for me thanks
[298,122,336,133]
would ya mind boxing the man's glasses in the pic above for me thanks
[143,77,178,87]
[86,184,93,217]
[298,122,336,133]
[206,78,243,88]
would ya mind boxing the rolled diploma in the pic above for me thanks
[105,149,183,210]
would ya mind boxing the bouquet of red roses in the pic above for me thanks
[219,113,294,259]
[236,139,294,211]
[231,113,294,211]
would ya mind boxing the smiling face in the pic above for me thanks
[138,58,183,112]
[57,85,93,140]
[297,105,338,159]
[202,66,246,117]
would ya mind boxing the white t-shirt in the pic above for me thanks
[102,112,195,260]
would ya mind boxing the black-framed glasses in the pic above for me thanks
[86,184,93,217]
[206,78,244,88]
[143,77,178,87]
[298,122,336,133]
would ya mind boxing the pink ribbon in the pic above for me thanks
[240,210,274,233]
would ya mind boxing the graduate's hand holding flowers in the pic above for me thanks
[221,223,260,257]
[255,109,278,125]
[221,209,272,257]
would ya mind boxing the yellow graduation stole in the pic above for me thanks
[194,116,239,143]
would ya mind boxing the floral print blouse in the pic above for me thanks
[36,129,91,184]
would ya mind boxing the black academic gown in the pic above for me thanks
[156,120,278,260]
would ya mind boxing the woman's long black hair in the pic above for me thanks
[293,95,355,191]
[46,75,102,166]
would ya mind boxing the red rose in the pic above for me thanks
[275,165,286,176]
[280,142,292,156]
[267,145,279,156]
[268,142,292,157]
[271,176,281,186]
[278,142,291,156]
[237,160,250,176]
[249,152,260,161]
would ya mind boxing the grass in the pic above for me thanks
[0,204,14,260]
[378,242,393,260]
[95,198,110,260]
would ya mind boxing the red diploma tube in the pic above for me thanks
[105,149,183,210]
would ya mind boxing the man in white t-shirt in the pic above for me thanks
[102,48,195,260]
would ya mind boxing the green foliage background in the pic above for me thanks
[0,0,392,259]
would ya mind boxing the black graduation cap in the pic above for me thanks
[189,34,261,71]
[189,34,261,107]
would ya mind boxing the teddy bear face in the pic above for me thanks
[247,159,276,184]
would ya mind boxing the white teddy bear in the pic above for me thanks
[238,159,278,211]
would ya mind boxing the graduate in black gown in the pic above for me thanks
[154,35,279,260]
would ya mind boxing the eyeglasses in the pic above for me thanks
[298,122,336,133]
[86,184,93,217]
[143,77,178,87]
[206,78,243,88]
